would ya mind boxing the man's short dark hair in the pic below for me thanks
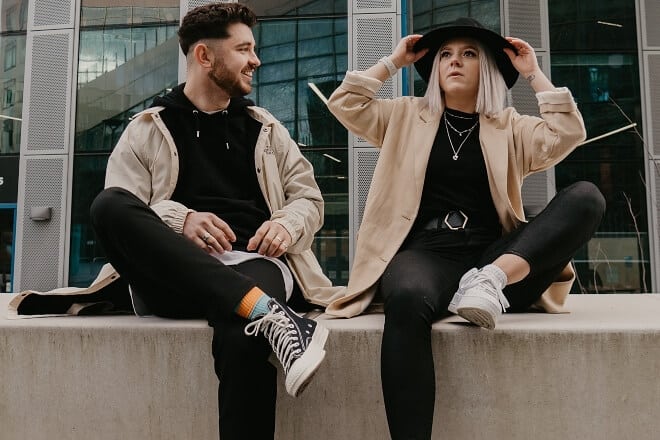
[178,3,257,56]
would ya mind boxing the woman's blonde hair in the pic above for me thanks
[423,39,508,116]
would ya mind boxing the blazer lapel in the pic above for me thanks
[479,117,511,216]
[413,107,441,197]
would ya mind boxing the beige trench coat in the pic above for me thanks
[10,104,343,317]
[323,71,587,318]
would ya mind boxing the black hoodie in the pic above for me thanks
[153,84,271,250]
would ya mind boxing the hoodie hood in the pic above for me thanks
[153,84,255,146]
[153,83,255,112]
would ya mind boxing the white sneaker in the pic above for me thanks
[450,267,510,330]
[244,298,328,396]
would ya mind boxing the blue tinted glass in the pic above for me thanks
[550,0,649,293]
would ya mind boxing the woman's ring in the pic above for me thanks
[201,232,211,244]
[274,236,282,242]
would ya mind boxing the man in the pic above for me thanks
[88,3,333,439]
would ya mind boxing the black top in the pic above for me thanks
[415,108,500,230]
[153,84,271,250]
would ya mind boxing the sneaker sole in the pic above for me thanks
[285,323,329,397]
[457,307,495,330]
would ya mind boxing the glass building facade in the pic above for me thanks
[548,0,649,293]
[5,0,657,297]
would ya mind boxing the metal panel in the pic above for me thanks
[28,0,76,30]
[354,0,397,14]
[647,53,660,157]
[14,157,67,292]
[351,13,399,148]
[504,0,546,50]
[641,0,660,49]
[651,159,660,291]
[183,0,231,12]
[350,147,379,262]
[23,31,74,154]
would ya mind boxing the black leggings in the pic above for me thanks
[379,181,605,440]
[90,187,300,440]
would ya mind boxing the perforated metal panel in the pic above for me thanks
[354,0,397,14]
[23,31,73,154]
[183,0,232,13]
[29,0,75,30]
[642,0,660,49]
[648,53,660,157]
[521,170,555,217]
[351,13,399,148]
[505,0,545,50]
[14,157,67,292]
[652,160,660,290]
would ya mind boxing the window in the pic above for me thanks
[3,41,15,71]
[549,0,649,293]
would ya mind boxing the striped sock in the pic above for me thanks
[235,287,272,320]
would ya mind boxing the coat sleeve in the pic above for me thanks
[511,87,587,176]
[104,115,192,234]
[269,121,324,254]
[327,70,399,147]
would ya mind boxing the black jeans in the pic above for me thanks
[90,187,296,440]
[378,181,605,440]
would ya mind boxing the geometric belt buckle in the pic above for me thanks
[443,210,468,230]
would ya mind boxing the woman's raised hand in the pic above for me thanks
[503,37,539,78]
[390,34,427,69]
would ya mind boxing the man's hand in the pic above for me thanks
[183,212,236,254]
[247,221,292,257]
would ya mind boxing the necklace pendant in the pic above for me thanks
[452,154,458,160]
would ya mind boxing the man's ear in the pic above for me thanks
[191,42,213,68]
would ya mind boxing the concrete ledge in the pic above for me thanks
[2,294,660,439]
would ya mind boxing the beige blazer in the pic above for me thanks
[323,71,587,318]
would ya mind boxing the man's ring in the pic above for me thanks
[201,232,211,244]
[274,236,282,242]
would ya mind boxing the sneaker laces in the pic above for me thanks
[244,310,302,372]
[461,270,510,312]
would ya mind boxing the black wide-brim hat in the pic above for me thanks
[413,17,519,89]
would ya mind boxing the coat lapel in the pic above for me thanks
[414,107,441,197]
[479,117,512,222]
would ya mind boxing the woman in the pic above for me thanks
[326,18,605,439]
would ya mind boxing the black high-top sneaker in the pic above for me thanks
[244,298,329,396]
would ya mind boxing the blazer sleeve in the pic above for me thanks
[327,70,399,147]
[269,121,324,253]
[511,87,587,176]
[104,116,192,234]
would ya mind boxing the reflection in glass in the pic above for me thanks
[0,0,27,155]
[251,17,349,285]
[549,0,650,293]
[70,2,179,285]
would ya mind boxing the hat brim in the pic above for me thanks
[413,25,519,89]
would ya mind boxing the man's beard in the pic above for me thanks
[208,62,252,97]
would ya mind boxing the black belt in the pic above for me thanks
[422,210,469,231]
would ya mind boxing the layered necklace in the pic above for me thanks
[443,110,479,160]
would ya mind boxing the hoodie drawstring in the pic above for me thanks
[192,109,200,138]
[222,110,229,149]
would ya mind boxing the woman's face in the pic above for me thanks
[437,37,480,102]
